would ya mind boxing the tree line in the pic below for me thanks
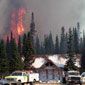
[35,22,81,55]
[0,13,35,77]
[0,12,85,76]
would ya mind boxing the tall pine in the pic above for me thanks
[81,33,85,72]
[60,27,66,54]
[23,32,35,70]
[73,28,79,54]
[48,32,54,54]
[18,36,22,56]
[0,39,9,77]
[35,35,41,54]
[55,35,60,54]
[9,32,23,72]
[65,28,76,70]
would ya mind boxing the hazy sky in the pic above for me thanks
[0,0,85,39]
[26,0,85,39]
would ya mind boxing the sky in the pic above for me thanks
[26,0,85,39]
[0,0,85,39]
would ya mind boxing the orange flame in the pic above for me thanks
[17,8,26,35]
[11,7,26,38]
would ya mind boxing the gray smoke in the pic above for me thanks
[0,0,26,38]
[25,0,85,39]
[0,0,85,38]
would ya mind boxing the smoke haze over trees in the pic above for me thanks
[0,0,85,73]
[0,0,85,40]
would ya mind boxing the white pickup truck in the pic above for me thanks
[5,71,39,84]
[66,70,81,85]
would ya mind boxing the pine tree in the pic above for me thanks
[6,36,11,64]
[9,32,23,72]
[77,22,80,39]
[22,33,27,58]
[73,28,79,54]
[65,28,77,70]
[44,35,49,54]
[35,35,41,54]
[0,39,9,77]
[60,27,66,54]
[64,33,68,53]
[55,35,60,54]
[81,33,85,72]
[18,36,22,56]
[24,32,35,70]
[30,12,36,49]
[79,38,83,53]
[48,32,54,54]
[30,12,35,35]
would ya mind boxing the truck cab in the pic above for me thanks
[66,70,81,85]
[5,71,28,84]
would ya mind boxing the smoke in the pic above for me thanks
[0,0,9,37]
[0,0,85,39]
[0,0,26,38]
[25,0,85,39]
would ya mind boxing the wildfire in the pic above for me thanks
[11,7,26,38]
[17,8,26,35]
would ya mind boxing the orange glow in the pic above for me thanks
[11,7,26,38]
[17,8,26,35]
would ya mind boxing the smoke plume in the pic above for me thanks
[0,0,85,39]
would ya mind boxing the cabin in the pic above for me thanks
[30,54,80,82]
[31,55,66,82]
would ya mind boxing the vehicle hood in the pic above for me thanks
[5,76,19,79]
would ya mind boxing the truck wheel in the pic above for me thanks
[33,79,36,83]
[22,83,24,85]
[80,82,82,85]
[18,80,22,85]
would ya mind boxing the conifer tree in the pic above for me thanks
[35,35,41,54]
[60,27,66,54]
[48,32,54,54]
[24,32,35,70]
[79,38,83,53]
[0,39,9,77]
[6,36,11,63]
[73,28,79,54]
[18,36,22,56]
[65,28,77,70]
[44,35,49,54]
[81,33,85,72]
[9,32,23,72]
[22,33,27,58]
[30,12,36,49]
[64,33,68,53]
[55,35,60,54]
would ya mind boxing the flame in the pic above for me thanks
[11,7,26,38]
[17,8,26,35]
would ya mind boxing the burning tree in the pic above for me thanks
[10,7,26,39]
[3,0,27,40]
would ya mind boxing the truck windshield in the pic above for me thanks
[11,73,22,76]
[68,72,79,75]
